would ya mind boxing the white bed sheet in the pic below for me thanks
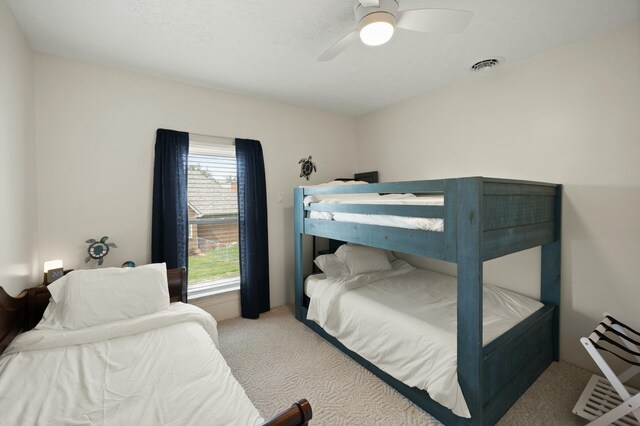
[0,303,263,426]
[304,273,325,298]
[306,260,543,418]
[305,193,445,232]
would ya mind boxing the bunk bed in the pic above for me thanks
[294,176,562,425]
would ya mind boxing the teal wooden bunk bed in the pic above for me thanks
[293,176,561,425]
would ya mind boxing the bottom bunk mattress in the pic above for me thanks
[0,303,263,425]
[305,260,543,418]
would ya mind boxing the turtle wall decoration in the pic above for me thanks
[299,155,317,181]
[85,236,118,265]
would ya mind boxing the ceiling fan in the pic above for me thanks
[319,0,473,61]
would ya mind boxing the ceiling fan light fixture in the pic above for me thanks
[358,12,396,46]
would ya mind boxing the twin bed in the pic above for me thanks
[0,265,311,426]
[295,175,562,425]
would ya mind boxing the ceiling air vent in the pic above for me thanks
[471,58,503,72]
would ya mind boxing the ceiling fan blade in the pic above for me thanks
[318,30,358,61]
[397,9,473,33]
[359,0,380,7]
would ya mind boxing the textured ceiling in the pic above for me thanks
[7,0,640,115]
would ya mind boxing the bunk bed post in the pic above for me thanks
[294,188,305,321]
[541,185,562,361]
[456,177,484,423]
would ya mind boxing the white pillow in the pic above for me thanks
[314,254,350,278]
[38,263,170,330]
[335,244,393,275]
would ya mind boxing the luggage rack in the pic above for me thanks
[573,314,640,426]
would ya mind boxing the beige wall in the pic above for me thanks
[34,53,358,310]
[0,1,39,296]
[355,22,640,371]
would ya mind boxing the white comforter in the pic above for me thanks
[307,261,543,418]
[0,303,263,426]
[304,193,445,232]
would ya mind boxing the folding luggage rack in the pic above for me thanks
[573,314,640,426]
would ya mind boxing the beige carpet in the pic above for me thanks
[218,305,591,425]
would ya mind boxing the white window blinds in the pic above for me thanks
[187,137,240,297]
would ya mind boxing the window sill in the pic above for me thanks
[188,280,240,300]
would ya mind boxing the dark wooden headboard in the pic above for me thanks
[0,287,26,355]
[0,267,187,354]
[335,170,379,184]
[354,171,379,183]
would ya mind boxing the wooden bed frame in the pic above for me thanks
[294,176,561,425]
[0,267,312,426]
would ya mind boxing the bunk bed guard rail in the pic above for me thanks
[296,177,559,263]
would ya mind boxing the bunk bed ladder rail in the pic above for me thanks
[458,178,562,424]
[540,184,562,361]
[456,178,484,422]
[294,187,305,321]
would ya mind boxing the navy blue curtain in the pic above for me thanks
[152,129,189,277]
[236,139,270,319]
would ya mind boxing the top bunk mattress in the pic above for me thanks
[305,260,543,418]
[304,192,445,232]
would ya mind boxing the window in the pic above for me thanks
[187,136,239,298]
